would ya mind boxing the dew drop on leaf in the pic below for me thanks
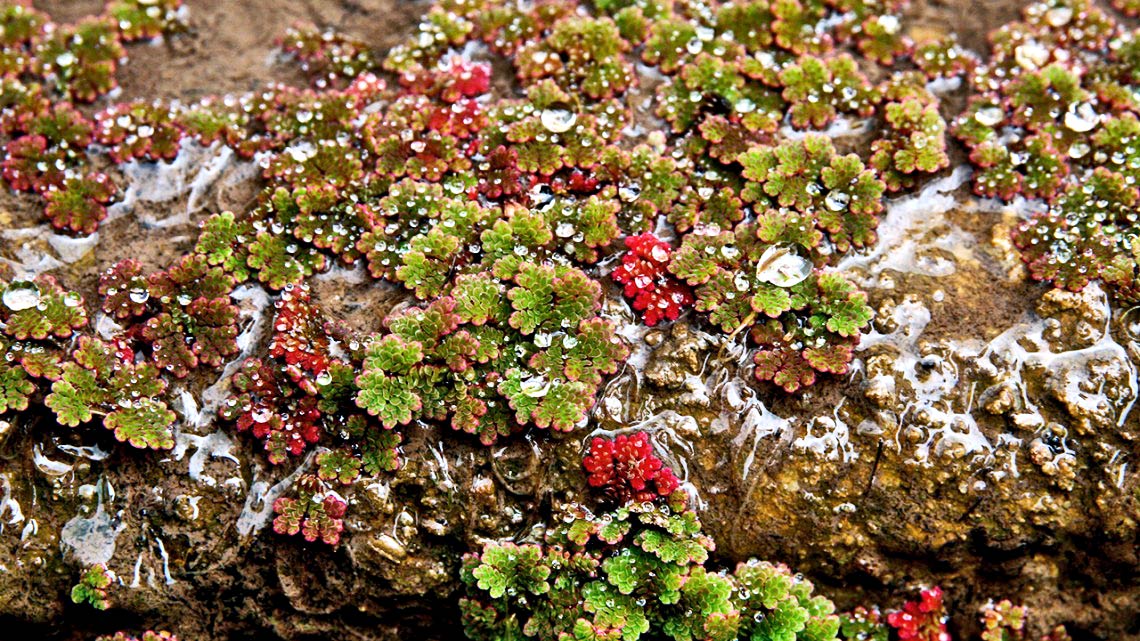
[619,184,641,202]
[2,281,41,311]
[1064,103,1099,133]
[1068,141,1090,159]
[1045,6,1072,26]
[974,105,1004,126]
[520,375,550,397]
[878,15,901,34]
[755,245,812,288]
[540,104,577,133]
[824,191,850,212]
[1014,41,1049,70]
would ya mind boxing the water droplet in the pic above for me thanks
[2,282,40,311]
[1068,141,1090,159]
[649,245,669,263]
[877,15,900,35]
[410,140,427,153]
[529,183,555,209]
[540,104,577,133]
[62,292,81,308]
[1014,41,1049,70]
[975,105,1004,127]
[316,371,333,386]
[519,375,550,397]
[1045,6,1072,26]
[734,98,756,114]
[619,184,641,202]
[755,245,812,288]
[686,38,703,55]
[555,222,575,238]
[733,274,750,292]
[55,52,75,67]
[1064,102,1099,133]
[825,191,850,212]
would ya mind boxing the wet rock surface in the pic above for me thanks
[0,1,1138,640]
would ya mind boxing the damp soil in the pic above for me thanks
[1,1,1139,641]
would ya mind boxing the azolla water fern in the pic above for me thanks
[582,431,681,505]
[887,587,950,641]
[611,233,694,327]
[70,564,114,611]
[953,0,1140,302]
[461,502,842,641]
[356,264,629,442]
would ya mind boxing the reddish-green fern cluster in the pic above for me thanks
[953,0,1140,302]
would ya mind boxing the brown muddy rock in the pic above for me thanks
[643,322,712,391]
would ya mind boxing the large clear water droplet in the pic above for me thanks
[1064,103,1099,133]
[1045,6,1072,26]
[2,282,40,311]
[529,183,555,210]
[1068,141,1091,159]
[877,15,900,34]
[540,104,577,133]
[1014,42,1049,70]
[825,191,850,212]
[975,105,1004,127]
[755,245,812,288]
[520,375,550,398]
[129,288,150,304]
